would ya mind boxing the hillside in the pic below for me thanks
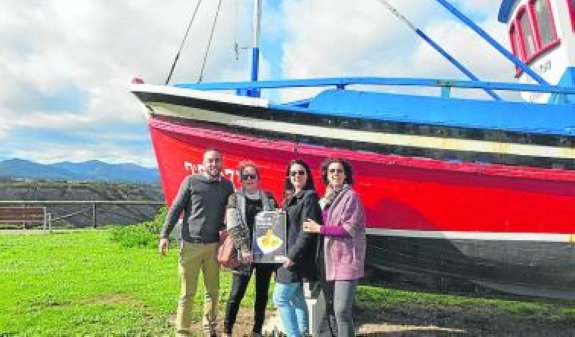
[0,180,165,228]
[0,159,159,184]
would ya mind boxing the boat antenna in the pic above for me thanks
[198,0,224,83]
[165,0,203,85]
[433,0,549,85]
[375,0,502,101]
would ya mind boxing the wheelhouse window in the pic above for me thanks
[531,0,557,47]
[518,9,537,59]
[508,0,560,68]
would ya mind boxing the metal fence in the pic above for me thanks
[0,200,165,230]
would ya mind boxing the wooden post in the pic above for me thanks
[92,203,97,228]
[22,203,27,229]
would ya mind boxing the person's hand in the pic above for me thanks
[302,219,320,233]
[241,250,253,263]
[159,238,169,256]
[283,257,294,269]
[325,185,334,196]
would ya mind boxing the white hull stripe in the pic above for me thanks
[366,228,575,243]
[148,101,575,160]
[130,84,269,108]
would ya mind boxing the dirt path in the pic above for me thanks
[183,310,463,336]
[179,303,574,337]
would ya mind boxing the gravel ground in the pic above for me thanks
[180,303,574,337]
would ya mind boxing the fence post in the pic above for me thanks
[92,203,97,228]
[22,202,28,229]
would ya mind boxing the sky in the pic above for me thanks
[0,0,514,168]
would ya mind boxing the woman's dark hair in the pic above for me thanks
[283,159,316,196]
[320,158,353,185]
[237,160,259,178]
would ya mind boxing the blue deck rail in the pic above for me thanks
[175,77,575,100]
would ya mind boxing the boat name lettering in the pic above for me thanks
[536,60,552,75]
[183,161,236,181]
[528,60,552,102]
[525,59,552,85]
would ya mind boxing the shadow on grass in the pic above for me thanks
[354,299,575,337]
[356,331,467,337]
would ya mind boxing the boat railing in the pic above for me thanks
[174,77,575,102]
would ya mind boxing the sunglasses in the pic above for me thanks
[329,168,344,174]
[289,170,306,177]
[241,174,257,181]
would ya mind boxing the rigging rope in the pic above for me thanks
[233,0,240,61]
[198,0,224,83]
[165,0,203,85]
[374,0,502,101]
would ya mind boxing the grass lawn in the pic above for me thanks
[1,230,574,336]
[0,230,245,336]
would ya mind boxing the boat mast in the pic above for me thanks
[249,0,262,97]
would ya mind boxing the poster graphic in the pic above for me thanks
[253,211,286,263]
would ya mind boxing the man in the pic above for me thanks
[159,148,234,337]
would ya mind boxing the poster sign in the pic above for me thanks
[252,211,286,263]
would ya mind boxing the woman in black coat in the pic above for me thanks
[272,159,322,337]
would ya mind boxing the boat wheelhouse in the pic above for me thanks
[500,0,575,102]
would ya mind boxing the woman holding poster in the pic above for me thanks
[273,159,322,337]
[303,158,366,337]
[223,161,277,337]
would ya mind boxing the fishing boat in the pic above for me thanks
[130,0,575,299]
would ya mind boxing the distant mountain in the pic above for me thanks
[0,159,159,184]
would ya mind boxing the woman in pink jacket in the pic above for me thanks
[303,158,366,337]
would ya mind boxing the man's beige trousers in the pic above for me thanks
[175,242,220,336]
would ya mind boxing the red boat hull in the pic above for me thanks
[148,116,575,299]
[150,117,575,235]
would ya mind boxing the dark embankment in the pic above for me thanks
[0,179,164,228]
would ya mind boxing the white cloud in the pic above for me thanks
[278,0,516,101]
[0,0,524,166]
[453,0,504,14]
[0,0,253,167]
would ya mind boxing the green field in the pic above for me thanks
[0,230,243,336]
[1,230,574,336]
